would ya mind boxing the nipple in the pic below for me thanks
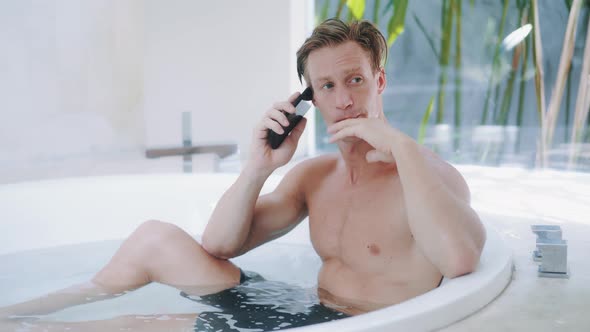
[367,243,380,256]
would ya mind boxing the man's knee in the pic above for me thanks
[129,220,204,252]
[126,220,194,254]
[135,220,186,239]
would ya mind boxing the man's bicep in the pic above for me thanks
[423,146,471,203]
[238,172,307,255]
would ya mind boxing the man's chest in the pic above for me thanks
[306,177,415,271]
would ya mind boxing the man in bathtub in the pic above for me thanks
[1,19,485,331]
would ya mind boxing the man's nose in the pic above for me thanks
[335,88,353,110]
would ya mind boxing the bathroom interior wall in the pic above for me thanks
[0,0,144,167]
[0,0,311,182]
[143,0,311,161]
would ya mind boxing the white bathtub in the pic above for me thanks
[0,173,512,332]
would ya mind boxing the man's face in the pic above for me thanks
[307,41,386,131]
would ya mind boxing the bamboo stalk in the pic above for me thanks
[569,15,590,165]
[318,0,330,23]
[497,42,521,125]
[336,0,346,19]
[516,7,530,153]
[481,0,509,125]
[436,0,454,124]
[531,0,548,166]
[452,0,462,154]
[545,0,582,150]
[373,0,381,25]
[565,66,572,142]
[491,0,510,123]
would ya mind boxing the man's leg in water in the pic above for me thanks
[0,313,200,332]
[0,219,241,318]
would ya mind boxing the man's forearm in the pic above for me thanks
[390,134,484,277]
[201,165,272,258]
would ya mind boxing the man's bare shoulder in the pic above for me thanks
[279,154,338,192]
[298,153,339,171]
[418,144,471,202]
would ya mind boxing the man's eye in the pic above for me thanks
[322,83,334,89]
[350,77,363,84]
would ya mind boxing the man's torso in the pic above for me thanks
[302,155,443,315]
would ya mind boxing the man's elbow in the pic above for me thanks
[201,235,238,260]
[443,250,481,278]
[445,217,487,278]
[443,237,486,278]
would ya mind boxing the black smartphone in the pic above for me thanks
[267,87,314,149]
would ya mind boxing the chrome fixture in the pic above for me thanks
[145,111,238,173]
[531,225,569,278]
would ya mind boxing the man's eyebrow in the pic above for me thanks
[313,76,330,84]
[344,67,362,75]
[313,67,363,84]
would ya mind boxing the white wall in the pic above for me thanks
[0,0,144,167]
[0,0,313,181]
[143,0,312,161]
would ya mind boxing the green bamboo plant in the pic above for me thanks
[418,95,436,144]
[414,0,465,153]
[436,0,454,125]
[497,0,531,127]
[564,0,574,142]
[568,7,590,165]
[516,1,532,152]
[530,0,548,165]
[481,0,509,125]
[317,0,409,47]
[543,0,584,166]
[453,0,462,135]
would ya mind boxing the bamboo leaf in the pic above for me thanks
[418,95,436,144]
[413,14,440,58]
[347,0,366,20]
[387,0,409,47]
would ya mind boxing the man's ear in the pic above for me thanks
[309,85,317,106]
[377,68,386,94]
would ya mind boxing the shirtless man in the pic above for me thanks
[200,17,485,313]
[0,18,485,330]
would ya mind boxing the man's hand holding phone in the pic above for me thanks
[247,89,312,175]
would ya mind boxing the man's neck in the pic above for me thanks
[337,140,395,185]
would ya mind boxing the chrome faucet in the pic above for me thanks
[531,225,569,278]
[182,111,193,172]
[145,111,238,173]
